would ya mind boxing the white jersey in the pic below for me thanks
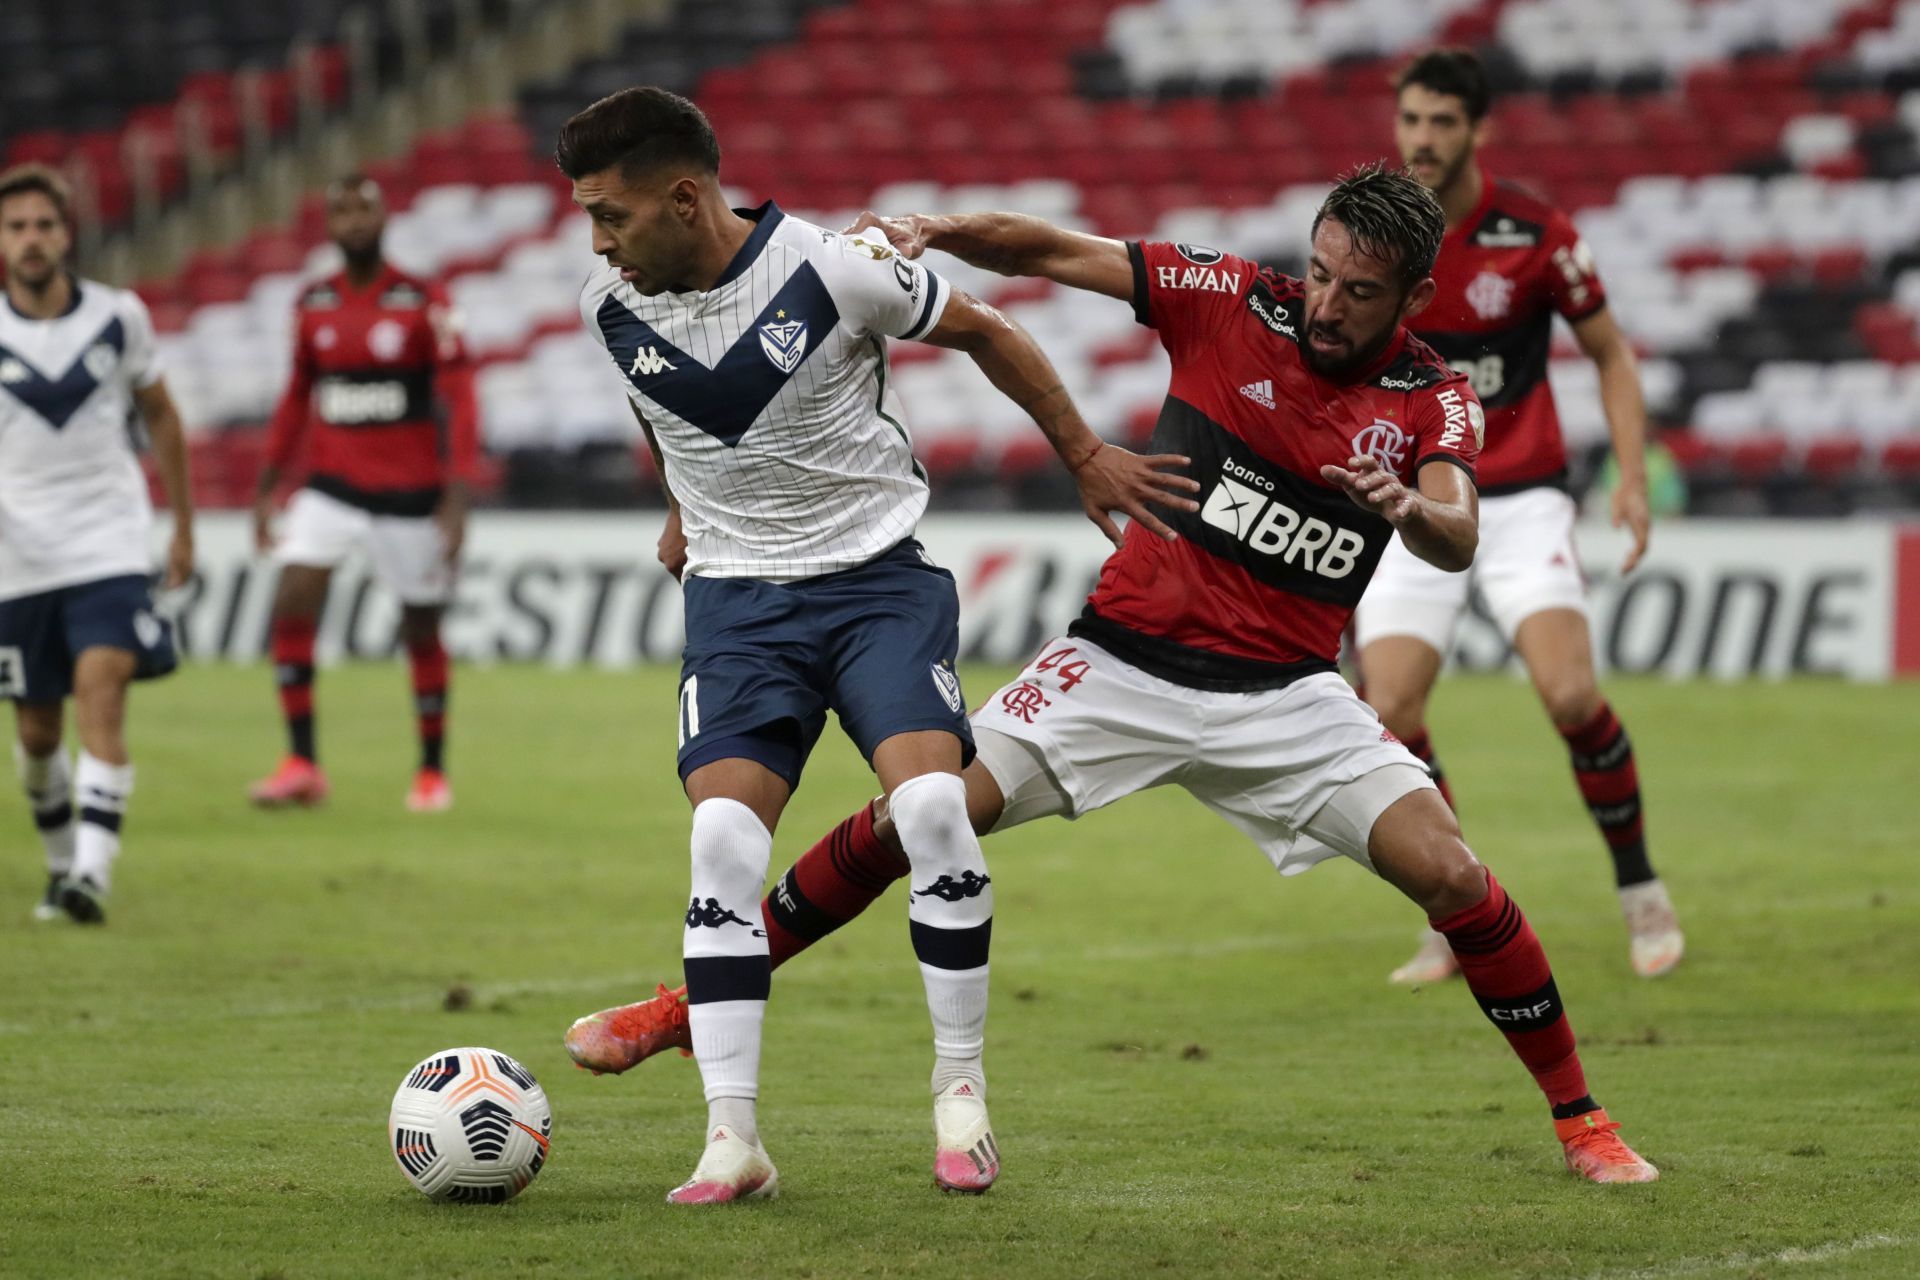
[582,202,952,580]
[0,279,164,600]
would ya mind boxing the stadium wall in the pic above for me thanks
[162,516,1920,680]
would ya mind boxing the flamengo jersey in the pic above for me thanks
[1414,172,1607,493]
[0,279,164,600]
[1075,241,1482,686]
[582,202,951,581]
[265,263,476,517]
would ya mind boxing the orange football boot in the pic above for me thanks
[249,756,329,808]
[565,983,693,1075]
[1557,1108,1660,1183]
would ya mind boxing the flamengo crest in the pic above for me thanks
[1465,270,1514,320]
[1351,419,1410,470]
[758,317,808,373]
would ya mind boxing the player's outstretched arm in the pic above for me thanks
[1572,306,1651,573]
[133,380,196,589]
[847,211,1133,301]
[920,291,1199,546]
[1320,456,1478,572]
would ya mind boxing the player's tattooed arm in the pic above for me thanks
[846,211,1133,302]
[133,379,196,588]
[1320,456,1479,572]
[629,402,686,581]
[921,290,1199,546]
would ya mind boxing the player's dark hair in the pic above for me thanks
[1394,47,1492,122]
[325,172,383,203]
[1310,162,1447,293]
[0,163,73,222]
[555,87,721,182]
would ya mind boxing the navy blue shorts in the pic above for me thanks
[676,539,974,790]
[0,574,178,704]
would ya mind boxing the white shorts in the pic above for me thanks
[1352,486,1587,652]
[273,488,454,606]
[969,637,1436,876]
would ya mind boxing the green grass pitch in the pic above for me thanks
[4,663,1917,1278]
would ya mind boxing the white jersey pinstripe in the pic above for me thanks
[581,202,952,581]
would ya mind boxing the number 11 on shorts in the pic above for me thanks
[678,675,701,748]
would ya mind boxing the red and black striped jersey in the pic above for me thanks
[1413,172,1607,493]
[1072,241,1482,689]
[265,263,477,517]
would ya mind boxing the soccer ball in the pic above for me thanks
[388,1046,552,1204]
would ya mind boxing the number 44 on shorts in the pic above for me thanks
[1034,646,1090,693]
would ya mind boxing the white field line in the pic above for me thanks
[1583,1232,1914,1279]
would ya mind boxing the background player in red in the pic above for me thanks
[564,166,1661,1187]
[1356,50,1684,984]
[249,175,477,812]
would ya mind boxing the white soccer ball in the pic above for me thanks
[388,1046,552,1204]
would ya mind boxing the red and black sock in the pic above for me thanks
[1560,703,1653,888]
[406,636,449,773]
[1432,868,1599,1121]
[761,802,910,969]
[1399,725,1457,812]
[271,616,318,763]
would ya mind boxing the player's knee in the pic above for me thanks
[1424,849,1489,919]
[1540,682,1602,733]
[15,710,62,758]
[888,772,975,866]
[688,797,773,894]
[1366,686,1427,741]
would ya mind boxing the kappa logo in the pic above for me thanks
[913,870,992,903]
[0,357,27,384]
[931,662,964,714]
[685,897,760,932]
[1351,420,1410,470]
[758,315,809,373]
[1465,270,1514,320]
[1238,379,1275,410]
[630,345,676,377]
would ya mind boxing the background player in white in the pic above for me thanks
[558,88,1195,1202]
[0,164,194,924]
[1359,50,1683,984]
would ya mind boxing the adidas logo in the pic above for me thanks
[1239,379,1274,409]
[953,1083,974,1097]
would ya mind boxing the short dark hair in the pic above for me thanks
[1394,47,1492,122]
[555,87,721,181]
[0,163,73,222]
[325,172,383,202]
[1310,162,1447,292]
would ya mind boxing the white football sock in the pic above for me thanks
[707,1096,760,1149]
[891,772,992,1061]
[72,752,132,891]
[14,741,75,876]
[932,1056,985,1097]
[683,798,773,1107]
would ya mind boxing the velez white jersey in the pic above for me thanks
[582,202,952,580]
[0,279,163,600]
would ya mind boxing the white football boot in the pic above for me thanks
[932,1078,999,1194]
[1620,879,1684,978]
[665,1124,778,1205]
[1389,926,1461,985]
